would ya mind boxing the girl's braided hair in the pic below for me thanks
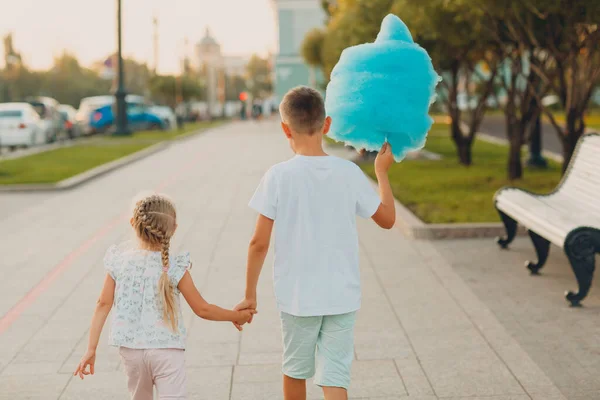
[132,194,178,332]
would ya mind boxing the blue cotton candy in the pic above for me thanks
[325,14,441,161]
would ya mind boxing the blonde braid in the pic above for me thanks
[132,194,179,332]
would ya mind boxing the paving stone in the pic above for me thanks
[60,372,128,399]
[185,342,238,367]
[394,358,435,397]
[186,366,232,400]
[238,351,282,365]
[234,363,282,383]
[0,373,70,399]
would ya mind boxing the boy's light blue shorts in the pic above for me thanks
[280,311,357,390]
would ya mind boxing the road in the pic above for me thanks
[478,115,564,156]
[0,120,566,399]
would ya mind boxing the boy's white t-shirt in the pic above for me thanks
[249,155,381,317]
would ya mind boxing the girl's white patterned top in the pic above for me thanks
[104,243,190,349]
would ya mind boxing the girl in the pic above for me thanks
[74,193,255,399]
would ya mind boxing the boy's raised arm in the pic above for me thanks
[372,143,396,229]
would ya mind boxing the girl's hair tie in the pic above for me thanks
[162,266,169,273]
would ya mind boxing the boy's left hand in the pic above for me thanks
[375,142,394,175]
[74,349,96,380]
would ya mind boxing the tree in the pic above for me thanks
[301,29,326,88]
[41,52,111,106]
[301,29,326,67]
[475,0,558,180]
[480,0,600,174]
[225,75,247,101]
[321,0,337,22]
[122,58,151,96]
[321,0,395,79]
[394,0,499,166]
[149,75,204,107]
[525,0,600,171]
[245,55,272,98]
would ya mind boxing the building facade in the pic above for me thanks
[272,0,326,101]
[195,29,252,116]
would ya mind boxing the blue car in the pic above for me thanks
[90,102,167,133]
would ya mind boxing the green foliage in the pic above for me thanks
[225,75,247,101]
[246,55,273,98]
[301,29,326,67]
[0,52,111,106]
[42,53,112,106]
[393,0,490,69]
[149,75,205,106]
[122,58,151,96]
[321,0,395,79]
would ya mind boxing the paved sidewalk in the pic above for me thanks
[434,238,600,400]
[0,120,566,399]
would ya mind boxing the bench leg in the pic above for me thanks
[526,230,550,275]
[496,210,517,249]
[564,229,599,307]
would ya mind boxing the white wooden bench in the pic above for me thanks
[494,133,600,306]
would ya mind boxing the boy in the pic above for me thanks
[235,86,396,400]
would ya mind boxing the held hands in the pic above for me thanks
[232,298,258,331]
[374,142,394,175]
[73,349,96,380]
[234,309,257,331]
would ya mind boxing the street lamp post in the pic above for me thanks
[114,0,130,136]
[527,115,547,168]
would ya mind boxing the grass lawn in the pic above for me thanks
[360,123,563,223]
[0,121,222,185]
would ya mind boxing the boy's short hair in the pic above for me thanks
[279,86,326,135]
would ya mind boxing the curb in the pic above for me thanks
[0,142,169,193]
[393,195,526,240]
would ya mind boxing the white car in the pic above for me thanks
[149,105,177,130]
[0,103,45,148]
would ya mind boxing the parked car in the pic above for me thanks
[0,103,45,149]
[76,95,147,135]
[148,105,177,130]
[90,102,167,133]
[76,96,114,136]
[26,97,63,143]
[58,104,81,139]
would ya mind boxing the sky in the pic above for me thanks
[0,0,277,73]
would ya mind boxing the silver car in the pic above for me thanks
[26,97,63,143]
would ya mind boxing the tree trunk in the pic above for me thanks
[508,136,523,180]
[450,117,473,166]
[505,113,523,180]
[457,141,473,166]
[562,109,585,173]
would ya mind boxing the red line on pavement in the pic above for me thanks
[0,214,125,334]
[0,151,203,334]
